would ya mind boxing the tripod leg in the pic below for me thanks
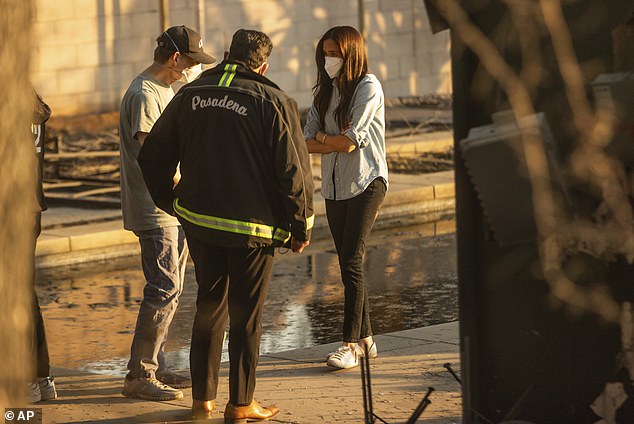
[443,363,462,385]
[364,348,375,422]
[405,387,435,424]
[361,347,371,423]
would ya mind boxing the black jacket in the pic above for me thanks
[138,61,314,248]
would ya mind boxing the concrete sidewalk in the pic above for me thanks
[35,322,461,424]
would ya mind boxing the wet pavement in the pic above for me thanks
[36,221,456,376]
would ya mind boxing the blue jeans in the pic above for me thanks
[127,226,188,378]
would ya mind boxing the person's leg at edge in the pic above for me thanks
[30,211,57,403]
[187,236,229,416]
[32,212,51,379]
[33,294,50,378]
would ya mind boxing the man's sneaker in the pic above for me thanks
[156,370,192,389]
[122,376,184,401]
[38,377,57,401]
[27,382,41,403]
[327,346,359,369]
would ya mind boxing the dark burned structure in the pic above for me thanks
[425,0,634,422]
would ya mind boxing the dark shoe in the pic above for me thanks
[192,399,216,420]
[224,399,280,423]
[156,369,192,389]
[122,375,183,401]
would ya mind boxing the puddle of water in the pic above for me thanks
[36,222,457,375]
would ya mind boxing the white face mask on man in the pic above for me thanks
[324,56,343,79]
[180,63,203,83]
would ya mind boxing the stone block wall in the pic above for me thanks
[32,0,451,116]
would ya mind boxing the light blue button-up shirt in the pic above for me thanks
[304,74,389,200]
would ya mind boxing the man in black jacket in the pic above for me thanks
[139,29,313,422]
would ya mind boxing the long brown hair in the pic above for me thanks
[313,26,368,130]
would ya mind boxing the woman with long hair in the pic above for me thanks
[304,26,388,369]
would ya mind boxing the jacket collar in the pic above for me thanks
[199,60,280,90]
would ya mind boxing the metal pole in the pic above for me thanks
[358,0,366,37]
[159,0,169,31]
[196,0,206,39]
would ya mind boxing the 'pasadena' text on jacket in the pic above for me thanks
[138,61,314,248]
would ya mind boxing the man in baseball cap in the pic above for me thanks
[157,25,216,64]
[119,25,216,402]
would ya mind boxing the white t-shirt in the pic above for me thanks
[119,73,180,231]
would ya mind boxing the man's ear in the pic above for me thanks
[258,62,269,75]
[170,51,181,64]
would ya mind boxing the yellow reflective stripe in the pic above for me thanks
[218,64,237,87]
[306,214,315,230]
[274,228,291,244]
[218,64,231,86]
[174,198,290,241]
[224,68,238,86]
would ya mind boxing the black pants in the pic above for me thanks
[186,235,274,405]
[325,178,386,343]
[33,211,50,378]
[33,294,50,377]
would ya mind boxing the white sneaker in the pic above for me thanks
[27,382,41,403]
[327,342,378,359]
[326,346,359,369]
[38,377,57,401]
[359,342,378,359]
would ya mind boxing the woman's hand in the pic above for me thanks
[316,130,327,144]
[306,130,356,154]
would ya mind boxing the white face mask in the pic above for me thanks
[324,56,343,79]
[180,64,203,84]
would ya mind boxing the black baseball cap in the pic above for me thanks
[157,25,216,64]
